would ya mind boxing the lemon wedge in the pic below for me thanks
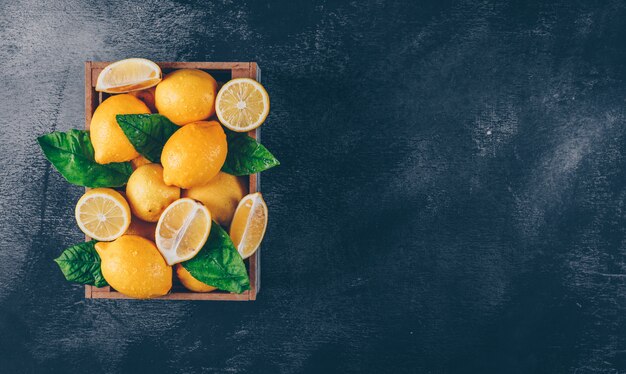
[229,193,268,259]
[155,198,211,265]
[75,188,131,241]
[96,58,162,93]
[215,78,270,132]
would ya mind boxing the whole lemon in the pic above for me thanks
[183,172,248,226]
[90,94,150,164]
[126,164,180,222]
[175,264,217,293]
[95,235,172,299]
[155,69,218,126]
[161,121,227,188]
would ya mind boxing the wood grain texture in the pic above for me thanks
[2,0,626,373]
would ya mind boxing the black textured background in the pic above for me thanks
[1,0,625,373]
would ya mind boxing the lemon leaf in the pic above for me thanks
[181,222,250,293]
[116,115,279,176]
[54,240,107,287]
[116,114,179,162]
[37,130,133,188]
[222,130,280,176]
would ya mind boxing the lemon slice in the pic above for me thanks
[229,193,268,259]
[215,78,270,132]
[75,188,131,241]
[155,198,211,265]
[96,58,162,93]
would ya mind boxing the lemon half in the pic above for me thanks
[75,188,131,241]
[155,198,211,265]
[215,78,270,132]
[96,58,162,94]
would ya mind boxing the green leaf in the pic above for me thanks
[54,240,107,287]
[116,114,179,162]
[222,130,280,176]
[114,114,280,176]
[37,130,132,188]
[182,222,250,294]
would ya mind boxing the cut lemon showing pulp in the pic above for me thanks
[75,188,131,241]
[229,193,268,259]
[156,198,211,265]
[215,78,270,132]
[96,58,162,93]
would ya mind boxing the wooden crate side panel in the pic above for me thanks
[91,62,250,84]
[91,61,250,70]
[90,290,250,301]
[84,62,93,299]
[247,62,261,300]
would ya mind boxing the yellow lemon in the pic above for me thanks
[130,154,152,170]
[125,216,156,242]
[95,235,172,299]
[161,121,227,188]
[75,188,131,241]
[155,198,212,265]
[175,264,217,293]
[126,164,180,222]
[90,94,150,164]
[95,58,162,94]
[182,172,248,226]
[216,78,270,132]
[230,193,268,259]
[129,86,157,113]
[155,69,217,126]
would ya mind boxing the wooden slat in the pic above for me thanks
[231,63,251,79]
[91,68,102,84]
[91,61,250,70]
[85,62,111,296]
[85,61,91,127]
[105,61,251,70]
[91,286,112,293]
[91,62,251,87]
[84,61,262,301]
[84,62,93,299]
[91,290,250,301]
[247,62,261,300]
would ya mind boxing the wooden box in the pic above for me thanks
[84,61,261,301]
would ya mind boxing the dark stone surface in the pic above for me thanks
[1,0,625,372]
